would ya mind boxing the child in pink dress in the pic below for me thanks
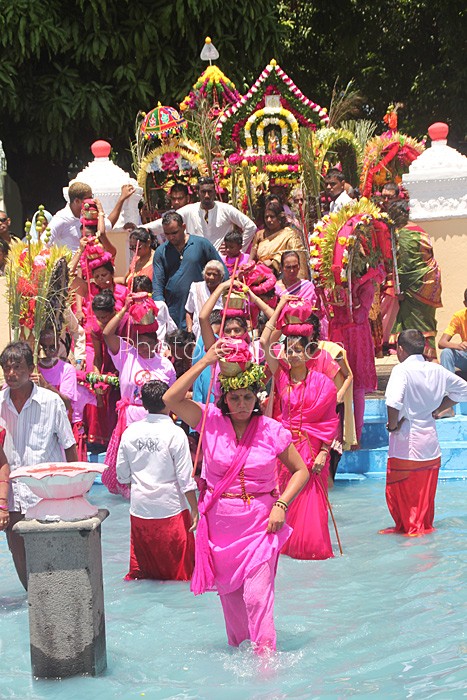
[220,230,250,276]
[38,328,96,461]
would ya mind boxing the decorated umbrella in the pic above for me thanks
[140,104,187,142]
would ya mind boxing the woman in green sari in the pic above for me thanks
[389,201,442,360]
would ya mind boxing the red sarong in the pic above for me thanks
[381,456,441,537]
[125,510,195,581]
[72,421,88,462]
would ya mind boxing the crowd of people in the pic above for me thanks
[1,174,466,654]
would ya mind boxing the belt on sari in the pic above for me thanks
[208,485,279,502]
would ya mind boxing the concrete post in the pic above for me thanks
[13,509,109,679]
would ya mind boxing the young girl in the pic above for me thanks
[221,229,250,276]
[38,327,95,460]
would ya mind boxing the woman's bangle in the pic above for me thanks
[0,504,8,511]
[274,499,288,512]
[265,323,276,332]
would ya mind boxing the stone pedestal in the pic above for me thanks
[13,509,109,679]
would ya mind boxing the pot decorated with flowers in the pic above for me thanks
[218,338,252,377]
[10,462,106,522]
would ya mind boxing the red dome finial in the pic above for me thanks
[91,140,111,158]
[428,122,449,142]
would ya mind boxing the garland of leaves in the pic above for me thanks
[219,363,266,392]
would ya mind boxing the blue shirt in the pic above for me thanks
[152,235,228,329]
[192,336,217,405]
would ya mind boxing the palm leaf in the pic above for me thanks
[328,80,364,128]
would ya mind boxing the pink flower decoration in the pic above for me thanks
[33,255,47,269]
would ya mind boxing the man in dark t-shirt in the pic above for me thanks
[152,211,228,329]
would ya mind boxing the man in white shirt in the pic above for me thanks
[48,182,135,252]
[325,169,353,214]
[145,176,256,252]
[382,329,467,537]
[116,380,199,580]
[0,342,77,589]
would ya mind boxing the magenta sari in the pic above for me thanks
[274,365,339,559]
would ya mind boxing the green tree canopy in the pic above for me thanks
[278,0,467,141]
[0,0,465,214]
[0,0,282,160]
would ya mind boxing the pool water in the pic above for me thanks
[1,480,466,699]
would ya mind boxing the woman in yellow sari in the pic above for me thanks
[250,201,308,279]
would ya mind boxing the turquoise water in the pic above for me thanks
[1,480,466,699]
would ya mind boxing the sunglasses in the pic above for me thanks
[0,217,8,223]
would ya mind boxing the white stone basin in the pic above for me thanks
[11,462,107,522]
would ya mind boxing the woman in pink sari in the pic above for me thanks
[275,251,328,338]
[163,341,308,654]
[329,271,381,444]
[261,296,339,560]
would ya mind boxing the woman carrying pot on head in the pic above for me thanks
[163,340,309,654]
[261,295,339,560]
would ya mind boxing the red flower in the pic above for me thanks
[17,277,38,297]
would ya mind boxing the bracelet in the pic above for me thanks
[273,501,287,512]
[274,499,288,511]
[0,504,8,511]
[265,323,276,332]
[386,423,397,432]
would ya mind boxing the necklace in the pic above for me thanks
[290,368,307,384]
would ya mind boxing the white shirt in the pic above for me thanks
[47,204,111,252]
[329,190,353,213]
[0,385,76,511]
[155,300,177,344]
[185,281,223,340]
[116,414,197,519]
[385,354,467,460]
[146,202,256,252]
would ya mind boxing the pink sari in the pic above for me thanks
[274,367,339,559]
[193,404,293,595]
[276,279,328,338]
